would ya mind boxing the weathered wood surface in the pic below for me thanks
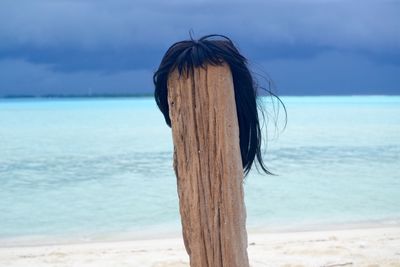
[167,63,250,267]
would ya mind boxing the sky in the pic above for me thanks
[0,0,399,96]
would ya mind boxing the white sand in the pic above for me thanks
[0,227,399,267]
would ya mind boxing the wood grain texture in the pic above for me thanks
[167,63,250,267]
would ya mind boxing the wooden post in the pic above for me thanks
[167,63,250,267]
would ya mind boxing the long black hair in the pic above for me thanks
[153,34,286,176]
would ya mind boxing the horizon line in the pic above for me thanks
[1,93,400,99]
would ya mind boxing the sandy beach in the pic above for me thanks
[0,226,399,267]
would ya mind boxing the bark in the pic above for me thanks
[167,63,250,267]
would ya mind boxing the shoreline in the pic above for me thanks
[1,218,399,248]
[0,226,399,267]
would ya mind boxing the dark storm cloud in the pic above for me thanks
[0,44,162,72]
[1,0,399,71]
[0,0,399,95]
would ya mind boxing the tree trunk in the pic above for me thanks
[167,63,250,267]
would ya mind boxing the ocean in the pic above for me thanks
[0,96,399,246]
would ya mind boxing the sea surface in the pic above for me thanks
[0,96,399,245]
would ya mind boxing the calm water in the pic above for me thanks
[0,96,399,245]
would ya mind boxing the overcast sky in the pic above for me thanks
[0,0,399,96]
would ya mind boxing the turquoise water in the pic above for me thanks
[0,96,399,244]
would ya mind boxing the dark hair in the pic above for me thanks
[153,34,286,176]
